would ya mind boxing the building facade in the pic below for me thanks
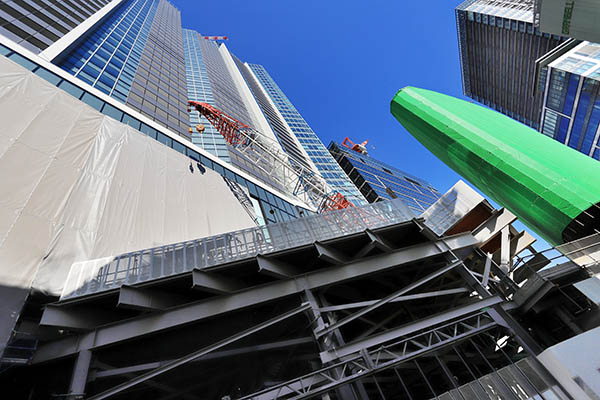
[328,141,440,213]
[56,0,190,138]
[535,0,600,44]
[456,0,565,129]
[539,41,600,160]
[183,29,231,161]
[247,63,366,205]
[0,0,113,54]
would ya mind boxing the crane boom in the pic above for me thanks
[188,101,353,212]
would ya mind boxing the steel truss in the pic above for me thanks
[87,303,311,400]
[238,312,496,400]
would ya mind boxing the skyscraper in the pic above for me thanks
[247,63,366,205]
[55,0,190,138]
[0,0,113,54]
[328,141,440,214]
[0,0,318,359]
[456,0,565,129]
[538,40,600,160]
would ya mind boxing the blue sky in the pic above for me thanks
[172,0,465,192]
[172,0,550,250]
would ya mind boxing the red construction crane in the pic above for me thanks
[188,101,354,213]
[342,137,369,155]
[202,36,228,41]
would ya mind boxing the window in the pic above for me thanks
[121,114,141,130]
[188,149,200,161]
[8,53,37,70]
[58,80,84,99]
[102,103,124,121]
[156,132,172,147]
[140,123,157,139]
[173,140,186,155]
[34,67,62,85]
[81,93,104,111]
[0,44,11,56]
[405,177,422,187]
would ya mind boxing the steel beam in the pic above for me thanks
[482,255,492,287]
[472,208,517,245]
[457,264,545,356]
[191,270,245,294]
[315,260,464,338]
[40,305,116,330]
[499,226,511,273]
[493,230,536,266]
[320,296,502,363]
[118,286,184,311]
[317,288,469,312]
[239,313,496,400]
[87,303,311,400]
[33,233,477,364]
[92,337,313,379]
[68,350,91,397]
[314,242,348,264]
[91,361,199,400]
[256,255,301,279]
[353,229,394,259]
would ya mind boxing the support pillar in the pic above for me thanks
[69,350,92,398]
[302,289,366,400]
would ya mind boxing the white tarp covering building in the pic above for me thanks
[0,56,255,350]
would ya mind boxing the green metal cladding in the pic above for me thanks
[391,86,600,245]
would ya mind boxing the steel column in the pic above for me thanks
[69,350,92,397]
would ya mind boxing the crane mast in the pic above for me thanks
[188,101,354,212]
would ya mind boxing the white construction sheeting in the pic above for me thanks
[0,55,255,297]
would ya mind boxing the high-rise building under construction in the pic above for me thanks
[0,1,599,399]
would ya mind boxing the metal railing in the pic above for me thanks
[61,199,415,300]
[513,232,600,275]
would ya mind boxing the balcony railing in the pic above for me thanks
[61,199,416,300]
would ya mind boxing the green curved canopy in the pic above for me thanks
[391,86,600,245]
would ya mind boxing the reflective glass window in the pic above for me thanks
[34,67,62,85]
[81,93,104,111]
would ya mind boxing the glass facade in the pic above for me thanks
[247,63,366,205]
[235,56,315,173]
[0,0,367,219]
[56,0,189,138]
[328,142,440,214]
[124,0,189,137]
[183,29,230,161]
[0,42,304,225]
[541,42,600,160]
[0,0,111,54]
[58,0,158,100]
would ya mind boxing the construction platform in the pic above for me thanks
[2,181,600,399]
